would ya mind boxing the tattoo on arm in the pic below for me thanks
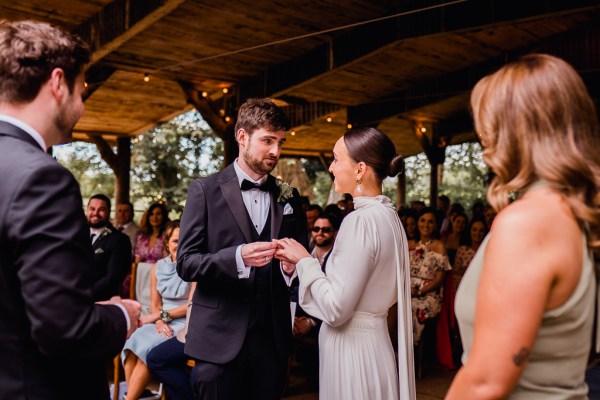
[512,347,530,366]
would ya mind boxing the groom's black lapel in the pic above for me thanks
[220,167,253,244]
[269,175,284,240]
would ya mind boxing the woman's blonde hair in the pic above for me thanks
[471,53,600,252]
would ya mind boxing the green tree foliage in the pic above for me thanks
[56,110,223,218]
[401,142,488,212]
[131,110,224,215]
[439,142,488,212]
[55,142,115,203]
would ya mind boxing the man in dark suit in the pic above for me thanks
[0,20,141,400]
[87,194,132,301]
[177,98,308,400]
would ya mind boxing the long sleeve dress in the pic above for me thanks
[296,196,415,400]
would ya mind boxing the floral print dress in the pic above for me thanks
[410,243,451,342]
[135,233,165,263]
[452,245,476,296]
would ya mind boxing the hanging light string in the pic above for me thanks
[86,0,467,92]
[154,0,467,73]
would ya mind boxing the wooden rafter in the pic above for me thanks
[348,19,600,127]
[75,0,187,66]
[238,0,599,101]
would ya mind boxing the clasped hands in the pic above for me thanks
[241,238,311,275]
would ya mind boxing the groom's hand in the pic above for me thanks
[241,241,277,267]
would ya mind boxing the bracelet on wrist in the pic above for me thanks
[159,309,172,323]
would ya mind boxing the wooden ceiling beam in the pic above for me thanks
[348,20,600,127]
[74,0,186,67]
[238,0,599,101]
[178,81,230,139]
[280,102,343,129]
[83,65,116,101]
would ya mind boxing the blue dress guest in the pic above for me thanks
[123,221,191,400]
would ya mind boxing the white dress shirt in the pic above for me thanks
[232,159,294,286]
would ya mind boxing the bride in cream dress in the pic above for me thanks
[276,127,415,400]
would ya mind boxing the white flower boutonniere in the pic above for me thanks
[276,178,295,203]
[98,227,111,239]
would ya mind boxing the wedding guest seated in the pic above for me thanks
[86,194,132,301]
[305,204,322,249]
[442,211,468,266]
[146,283,196,400]
[399,208,418,241]
[135,203,169,264]
[452,218,488,295]
[116,201,140,257]
[409,207,451,344]
[323,203,344,221]
[483,203,497,228]
[122,221,191,400]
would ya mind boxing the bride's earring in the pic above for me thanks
[356,177,363,193]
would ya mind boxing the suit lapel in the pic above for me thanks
[0,121,44,150]
[220,165,254,244]
[269,175,283,239]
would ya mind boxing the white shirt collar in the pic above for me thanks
[233,158,268,186]
[0,114,46,150]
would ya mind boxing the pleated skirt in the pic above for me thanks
[319,311,399,400]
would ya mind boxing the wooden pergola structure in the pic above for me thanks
[3,0,599,204]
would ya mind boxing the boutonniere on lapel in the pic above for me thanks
[93,227,112,253]
[275,178,294,203]
[98,226,111,239]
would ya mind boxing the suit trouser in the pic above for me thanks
[190,324,286,400]
[147,337,195,400]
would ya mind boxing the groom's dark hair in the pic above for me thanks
[234,98,290,136]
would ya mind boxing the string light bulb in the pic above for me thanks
[420,126,427,133]
[224,116,231,122]
[290,131,296,136]
[326,117,332,123]
[201,91,208,98]
[222,87,229,94]
[84,82,88,88]
[347,123,352,129]
[143,73,150,82]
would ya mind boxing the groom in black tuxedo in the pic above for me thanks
[177,98,308,400]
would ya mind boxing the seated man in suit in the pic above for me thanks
[116,200,140,255]
[87,193,132,301]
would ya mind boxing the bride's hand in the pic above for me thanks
[274,238,310,264]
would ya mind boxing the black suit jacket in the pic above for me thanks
[0,122,127,400]
[177,163,308,364]
[91,224,132,301]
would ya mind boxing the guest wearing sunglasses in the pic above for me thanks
[309,215,339,270]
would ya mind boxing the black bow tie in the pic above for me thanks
[240,179,270,192]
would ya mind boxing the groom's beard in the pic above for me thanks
[243,147,278,176]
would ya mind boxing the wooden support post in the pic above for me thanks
[115,137,131,205]
[90,135,131,205]
[413,122,446,206]
[397,168,406,207]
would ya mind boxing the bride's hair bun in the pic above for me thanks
[344,127,402,181]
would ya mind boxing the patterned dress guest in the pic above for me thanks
[135,202,169,264]
[409,208,451,343]
[452,219,488,295]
